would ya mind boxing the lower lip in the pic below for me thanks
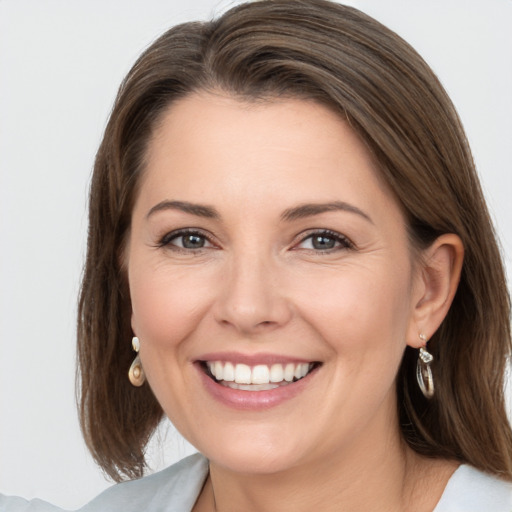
[196,364,318,410]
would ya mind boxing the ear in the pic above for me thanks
[407,233,464,348]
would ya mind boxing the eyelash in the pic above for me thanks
[157,228,353,254]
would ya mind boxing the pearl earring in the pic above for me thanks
[128,336,145,387]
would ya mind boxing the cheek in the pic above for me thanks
[294,261,413,356]
[129,262,215,350]
[127,263,217,420]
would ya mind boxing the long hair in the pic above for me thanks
[77,0,512,481]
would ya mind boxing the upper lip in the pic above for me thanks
[196,352,317,366]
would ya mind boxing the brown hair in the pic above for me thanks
[77,0,512,482]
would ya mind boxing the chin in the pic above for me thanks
[193,421,317,475]
[209,446,305,476]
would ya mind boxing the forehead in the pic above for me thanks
[136,92,402,226]
[150,94,364,176]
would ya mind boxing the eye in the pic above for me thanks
[295,230,352,252]
[159,229,213,250]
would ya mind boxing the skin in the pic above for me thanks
[126,92,463,511]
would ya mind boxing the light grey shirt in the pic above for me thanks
[2,453,511,511]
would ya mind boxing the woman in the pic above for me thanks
[2,0,511,510]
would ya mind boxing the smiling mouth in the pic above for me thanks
[201,361,321,391]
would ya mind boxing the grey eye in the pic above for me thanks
[161,230,213,250]
[311,234,336,250]
[180,234,206,249]
[296,230,352,252]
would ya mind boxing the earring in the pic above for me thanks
[128,336,145,387]
[416,333,434,399]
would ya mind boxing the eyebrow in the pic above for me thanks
[146,200,220,219]
[281,201,373,223]
[146,199,372,224]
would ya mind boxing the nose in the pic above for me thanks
[213,251,293,335]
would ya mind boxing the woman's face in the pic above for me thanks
[127,93,424,474]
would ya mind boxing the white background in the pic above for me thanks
[1,0,511,509]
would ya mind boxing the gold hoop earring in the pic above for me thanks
[416,334,434,399]
[128,336,145,387]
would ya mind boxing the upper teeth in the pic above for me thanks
[206,361,312,384]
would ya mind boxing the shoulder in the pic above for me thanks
[0,495,70,512]
[78,452,208,512]
[0,453,208,512]
[435,464,512,512]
